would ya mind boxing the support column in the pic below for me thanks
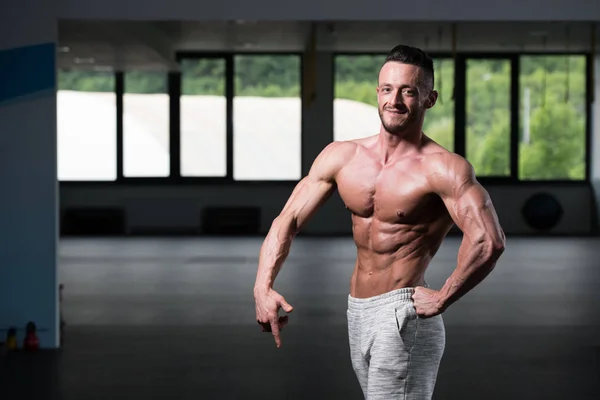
[300,49,353,234]
[0,6,59,347]
[301,50,334,175]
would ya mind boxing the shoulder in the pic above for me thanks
[322,139,360,157]
[309,140,359,181]
[436,152,476,179]
[424,152,477,196]
[316,140,359,166]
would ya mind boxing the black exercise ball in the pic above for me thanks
[521,192,563,231]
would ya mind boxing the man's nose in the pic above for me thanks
[392,90,405,106]
[390,97,406,110]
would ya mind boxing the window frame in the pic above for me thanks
[514,52,591,183]
[230,52,305,182]
[56,68,121,183]
[458,53,515,182]
[59,50,304,187]
[460,51,591,185]
[332,50,591,186]
[173,52,232,183]
[59,50,591,187]
[121,70,171,179]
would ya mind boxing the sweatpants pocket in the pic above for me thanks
[394,303,418,353]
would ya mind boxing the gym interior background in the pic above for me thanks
[2,1,600,399]
[57,19,599,237]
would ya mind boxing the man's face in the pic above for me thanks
[376,61,437,135]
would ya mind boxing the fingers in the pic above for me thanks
[278,315,289,329]
[258,321,270,332]
[255,290,293,348]
[411,286,425,302]
[257,315,290,348]
[276,295,294,313]
[411,288,419,315]
[272,316,290,347]
[270,318,281,348]
[257,316,288,332]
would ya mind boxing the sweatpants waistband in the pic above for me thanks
[348,287,416,312]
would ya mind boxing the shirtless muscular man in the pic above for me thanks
[253,44,506,399]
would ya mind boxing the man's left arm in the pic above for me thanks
[421,155,506,315]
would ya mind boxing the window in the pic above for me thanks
[424,58,455,152]
[518,55,586,180]
[57,70,116,181]
[334,55,454,149]
[466,59,511,177]
[334,55,383,142]
[180,58,227,177]
[233,55,301,181]
[123,71,169,177]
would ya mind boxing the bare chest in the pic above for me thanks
[336,159,444,224]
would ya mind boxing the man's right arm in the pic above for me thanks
[253,141,348,294]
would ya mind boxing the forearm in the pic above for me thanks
[436,236,504,310]
[254,214,298,294]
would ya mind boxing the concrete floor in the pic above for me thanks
[3,236,600,399]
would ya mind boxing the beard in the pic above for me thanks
[378,107,422,135]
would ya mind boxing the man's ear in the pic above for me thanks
[425,90,438,109]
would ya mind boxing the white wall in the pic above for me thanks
[0,5,59,347]
[57,0,600,21]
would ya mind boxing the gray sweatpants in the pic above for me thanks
[347,287,445,399]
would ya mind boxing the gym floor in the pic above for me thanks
[3,236,600,399]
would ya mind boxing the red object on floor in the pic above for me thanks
[23,321,40,351]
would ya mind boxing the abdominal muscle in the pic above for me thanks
[348,216,450,298]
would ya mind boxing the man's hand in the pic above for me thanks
[412,286,444,318]
[254,288,294,348]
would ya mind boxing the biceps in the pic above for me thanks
[447,185,503,243]
[278,176,335,231]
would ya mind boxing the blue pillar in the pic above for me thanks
[0,9,59,348]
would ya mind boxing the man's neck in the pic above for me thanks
[378,127,423,164]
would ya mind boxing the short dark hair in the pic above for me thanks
[384,44,434,90]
